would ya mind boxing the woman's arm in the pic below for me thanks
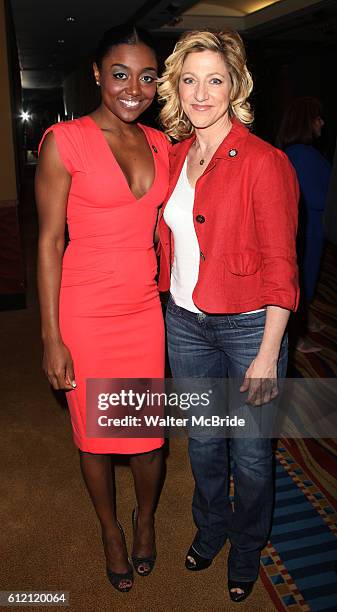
[240,148,299,405]
[240,306,289,405]
[35,131,75,391]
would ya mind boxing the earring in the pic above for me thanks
[96,80,100,86]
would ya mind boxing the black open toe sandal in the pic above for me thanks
[228,579,254,602]
[131,507,157,576]
[106,563,134,593]
[105,522,134,592]
[185,545,213,571]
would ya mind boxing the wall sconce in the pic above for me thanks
[20,111,31,122]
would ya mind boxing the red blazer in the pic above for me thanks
[157,119,300,313]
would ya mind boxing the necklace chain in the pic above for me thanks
[197,138,224,165]
[195,123,232,165]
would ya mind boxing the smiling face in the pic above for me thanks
[93,42,158,124]
[178,49,232,131]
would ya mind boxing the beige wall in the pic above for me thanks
[0,0,25,305]
[0,0,17,203]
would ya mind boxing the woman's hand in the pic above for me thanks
[240,353,278,406]
[239,305,290,406]
[43,338,76,391]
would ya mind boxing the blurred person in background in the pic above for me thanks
[277,97,331,352]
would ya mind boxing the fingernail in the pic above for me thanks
[72,381,77,388]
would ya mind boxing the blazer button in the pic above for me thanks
[200,251,205,261]
[196,214,205,223]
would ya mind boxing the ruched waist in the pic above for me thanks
[60,243,159,314]
[61,243,158,278]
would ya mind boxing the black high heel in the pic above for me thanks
[185,545,213,571]
[104,522,134,592]
[228,579,254,602]
[131,507,157,576]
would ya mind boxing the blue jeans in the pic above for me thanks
[166,295,288,582]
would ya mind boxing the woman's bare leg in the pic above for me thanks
[79,451,132,588]
[129,447,165,571]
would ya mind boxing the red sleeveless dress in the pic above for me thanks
[39,116,169,453]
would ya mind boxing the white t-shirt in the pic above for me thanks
[164,159,202,313]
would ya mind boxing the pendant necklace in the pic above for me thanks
[197,136,224,166]
[197,122,232,166]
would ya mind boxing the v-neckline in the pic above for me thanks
[84,115,157,202]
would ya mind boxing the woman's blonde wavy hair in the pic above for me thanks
[157,30,254,141]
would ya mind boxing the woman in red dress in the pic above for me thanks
[35,26,169,592]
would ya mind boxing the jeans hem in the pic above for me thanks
[228,575,258,583]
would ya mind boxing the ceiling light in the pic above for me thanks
[57,39,65,44]
[66,16,75,22]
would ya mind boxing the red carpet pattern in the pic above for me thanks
[261,243,337,611]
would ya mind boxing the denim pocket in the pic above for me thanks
[166,294,181,316]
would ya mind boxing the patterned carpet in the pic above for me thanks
[260,243,337,611]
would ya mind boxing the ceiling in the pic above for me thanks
[10,0,337,90]
[10,0,197,89]
[160,0,337,32]
[184,0,283,17]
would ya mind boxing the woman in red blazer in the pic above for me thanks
[157,30,299,602]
